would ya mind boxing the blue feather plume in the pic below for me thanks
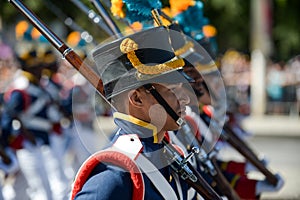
[174,1,209,40]
[123,0,162,23]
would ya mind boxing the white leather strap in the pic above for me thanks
[135,154,179,200]
[172,171,183,200]
[112,134,179,200]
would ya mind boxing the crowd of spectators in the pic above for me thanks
[220,49,300,116]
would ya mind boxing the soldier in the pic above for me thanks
[39,47,74,198]
[1,43,56,199]
[71,26,210,200]
[0,41,23,200]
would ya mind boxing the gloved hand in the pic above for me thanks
[255,173,285,195]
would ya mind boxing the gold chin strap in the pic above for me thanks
[120,38,184,75]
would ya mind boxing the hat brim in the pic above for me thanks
[105,68,192,99]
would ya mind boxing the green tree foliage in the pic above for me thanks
[203,0,300,61]
[272,0,300,61]
[203,0,250,55]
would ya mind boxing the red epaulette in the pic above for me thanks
[71,134,145,200]
[71,150,144,200]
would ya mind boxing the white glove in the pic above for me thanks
[255,173,285,195]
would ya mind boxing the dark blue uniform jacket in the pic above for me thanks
[74,112,193,200]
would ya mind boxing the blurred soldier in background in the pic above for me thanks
[1,21,69,200]
[0,41,21,200]
[38,46,72,198]
[1,47,54,200]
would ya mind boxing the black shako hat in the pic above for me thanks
[92,26,192,99]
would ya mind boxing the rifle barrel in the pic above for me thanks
[70,0,113,36]
[43,0,95,45]
[90,0,122,37]
[9,0,62,49]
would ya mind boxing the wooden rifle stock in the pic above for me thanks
[58,45,104,95]
[222,124,278,186]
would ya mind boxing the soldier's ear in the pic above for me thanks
[128,89,143,107]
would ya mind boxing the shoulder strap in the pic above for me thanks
[135,154,179,200]
[112,134,179,200]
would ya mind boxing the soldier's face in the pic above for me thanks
[144,83,190,131]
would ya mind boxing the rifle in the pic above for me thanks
[223,123,278,186]
[89,0,121,36]
[162,138,222,200]
[69,0,113,36]
[42,0,96,45]
[200,111,279,186]
[179,121,241,200]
